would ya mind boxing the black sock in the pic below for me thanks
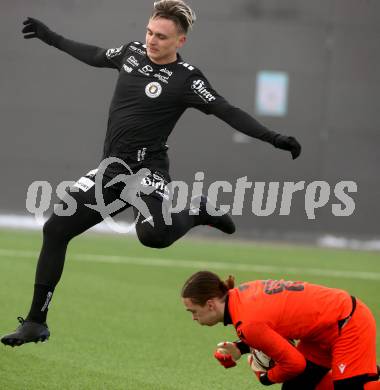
[26,284,54,323]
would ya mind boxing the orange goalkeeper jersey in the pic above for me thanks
[225,280,353,383]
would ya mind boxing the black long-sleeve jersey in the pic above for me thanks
[53,37,280,176]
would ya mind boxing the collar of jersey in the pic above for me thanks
[146,53,183,69]
[223,293,233,326]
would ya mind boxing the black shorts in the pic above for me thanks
[73,165,171,206]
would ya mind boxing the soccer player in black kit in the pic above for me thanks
[1,0,301,346]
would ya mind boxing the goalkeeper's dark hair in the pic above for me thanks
[151,0,196,34]
[181,271,235,306]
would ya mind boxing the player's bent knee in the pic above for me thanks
[136,228,172,249]
[43,216,73,242]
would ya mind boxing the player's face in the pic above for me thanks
[182,298,221,326]
[146,17,186,64]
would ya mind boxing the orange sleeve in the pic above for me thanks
[240,321,306,383]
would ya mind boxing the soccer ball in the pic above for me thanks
[249,348,275,371]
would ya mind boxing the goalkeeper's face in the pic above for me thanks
[182,297,222,326]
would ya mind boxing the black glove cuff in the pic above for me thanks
[48,31,63,47]
[234,340,250,355]
[259,372,275,386]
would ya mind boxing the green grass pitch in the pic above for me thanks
[0,229,379,389]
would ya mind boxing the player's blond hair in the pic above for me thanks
[151,0,196,34]
[181,271,235,306]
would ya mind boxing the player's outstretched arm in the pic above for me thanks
[183,73,301,160]
[214,104,301,160]
[22,17,115,68]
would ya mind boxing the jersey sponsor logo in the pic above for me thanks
[137,147,147,162]
[141,172,170,200]
[138,64,154,76]
[41,291,53,312]
[145,81,162,98]
[86,168,98,178]
[130,45,146,56]
[153,73,169,84]
[153,173,164,181]
[191,79,216,103]
[338,363,346,374]
[179,61,195,71]
[152,68,173,84]
[143,65,154,72]
[73,176,95,192]
[160,68,173,77]
[189,206,200,215]
[106,45,123,59]
[127,55,139,67]
[123,64,133,73]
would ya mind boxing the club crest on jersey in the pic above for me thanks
[145,82,162,98]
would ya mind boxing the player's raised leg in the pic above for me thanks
[134,194,235,249]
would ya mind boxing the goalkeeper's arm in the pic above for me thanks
[242,322,307,383]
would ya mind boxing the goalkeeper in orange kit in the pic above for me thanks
[181,271,380,390]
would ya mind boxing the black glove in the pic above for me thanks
[235,339,251,355]
[22,17,60,46]
[258,372,275,386]
[274,135,301,160]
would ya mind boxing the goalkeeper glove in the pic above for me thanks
[247,354,274,386]
[214,341,241,369]
[274,135,301,160]
[22,17,61,46]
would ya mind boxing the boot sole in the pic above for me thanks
[1,334,50,347]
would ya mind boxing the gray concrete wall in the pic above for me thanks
[1,0,379,240]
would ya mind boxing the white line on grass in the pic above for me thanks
[0,248,379,281]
